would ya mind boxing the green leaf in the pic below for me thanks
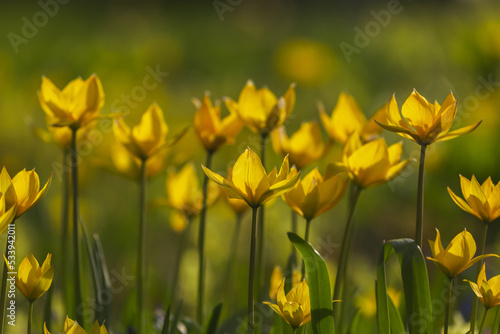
[492,306,500,334]
[162,306,170,334]
[93,234,113,326]
[376,238,433,334]
[168,300,183,334]
[204,303,223,334]
[287,232,335,334]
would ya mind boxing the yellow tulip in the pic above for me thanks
[283,167,348,221]
[465,263,500,309]
[202,148,299,208]
[222,167,250,216]
[225,80,295,134]
[269,266,301,301]
[0,194,16,234]
[271,121,325,169]
[38,74,105,129]
[331,134,409,188]
[4,253,54,302]
[448,175,500,223]
[264,278,311,329]
[0,167,51,218]
[113,103,168,160]
[427,229,498,279]
[159,163,219,232]
[376,90,481,145]
[44,317,108,334]
[193,93,243,152]
[319,92,387,144]
[107,142,166,180]
[355,287,401,317]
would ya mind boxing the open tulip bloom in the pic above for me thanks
[466,263,500,309]
[448,175,500,223]
[319,92,387,144]
[44,316,108,334]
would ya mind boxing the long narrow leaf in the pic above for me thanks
[376,238,433,334]
[162,306,171,334]
[204,303,223,334]
[93,234,112,325]
[288,232,335,334]
[168,300,183,334]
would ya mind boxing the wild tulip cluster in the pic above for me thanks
[2,70,499,334]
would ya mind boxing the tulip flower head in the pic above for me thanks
[319,92,387,144]
[0,167,51,218]
[38,74,105,129]
[44,316,108,334]
[427,229,498,279]
[225,80,295,135]
[202,148,300,208]
[271,121,325,169]
[193,93,243,152]
[376,90,481,145]
[465,263,500,309]
[4,253,54,302]
[264,278,311,329]
[284,167,348,221]
[330,134,409,188]
[448,175,500,223]
[113,103,168,160]
[107,142,166,180]
[222,167,250,216]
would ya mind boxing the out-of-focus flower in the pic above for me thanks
[113,103,168,160]
[193,93,244,152]
[427,229,498,279]
[155,163,218,232]
[44,316,108,334]
[355,287,401,317]
[0,167,51,218]
[271,122,325,169]
[330,134,408,188]
[269,266,301,301]
[264,279,311,329]
[274,38,336,86]
[376,90,481,145]
[448,175,500,223]
[4,253,54,302]
[465,263,500,309]
[319,93,387,144]
[283,167,348,221]
[108,142,166,180]
[0,194,16,234]
[38,74,105,129]
[225,80,295,134]
[202,148,299,208]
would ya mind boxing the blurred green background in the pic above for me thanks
[1,0,500,332]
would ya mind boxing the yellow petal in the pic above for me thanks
[330,92,366,143]
[436,120,482,142]
[447,187,477,218]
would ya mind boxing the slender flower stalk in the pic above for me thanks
[256,132,267,301]
[197,150,213,323]
[137,159,147,333]
[60,148,72,315]
[332,183,361,321]
[28,301,34,334]
[415,144,427,248]
[444,278,454,334]
[478,309,489,334]
[248,207,259,333]
[301,218,312,279]
[70,128,84,325]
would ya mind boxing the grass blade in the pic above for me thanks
[204,302,223,334]
[162,306,170,334]
[287,232,335,334]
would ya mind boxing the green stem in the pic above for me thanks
[225,213,243,312]
[248,207,259,334]
[470,223,489,334]
[137,158,147,334]
[61,148,71,316]
[332,183,362,323]
[28,301,33,334]
[197,150,213,324]
[0,219,16,333]
[290,210,298,268]
[478,308,489,334]
[444,277,454,334]
[70,128,84,325]
[170,218,190,305]
[255,133,267,301]
[415,144,427,249]
[301,219,312,280]
[491,306,500,333]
